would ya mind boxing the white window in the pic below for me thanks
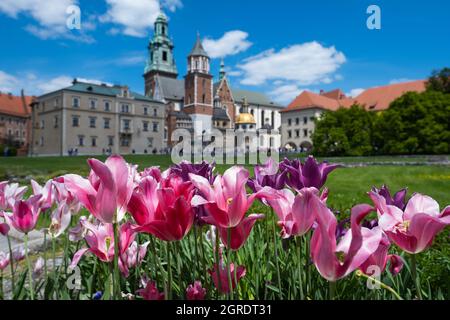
[148,137,154,148]
[90,99,97,109]
[72,97,80,108]
[89,117,97,128]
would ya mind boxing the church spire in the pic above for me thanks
[187,33,210,74]
[219,59,226,81]
[144,11,178,77]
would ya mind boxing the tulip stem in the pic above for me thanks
[193,226,200,280]
[410,254,422,300]
[52,235,58,298]
[112,222,120,300]
[24,233,34,300]
[272,217,283,299]
[1,270,3,299]
[6,235,15,294]
[296,237,305,300]
[329,281,336,300]
[198,227,208,290]
[226,229,234,300]
[166,241,172,300]
[215,227,222,298]
[43,231,47,281]
[355,270,403,300]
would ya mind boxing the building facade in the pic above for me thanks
[31,80,166,156]
[0,90,32,155]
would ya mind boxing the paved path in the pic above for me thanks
[0,228,46,253]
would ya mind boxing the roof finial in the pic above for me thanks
[219,59,226,81]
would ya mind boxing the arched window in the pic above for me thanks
[202,94,206,103]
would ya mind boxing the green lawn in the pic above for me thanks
[0,154,449,208]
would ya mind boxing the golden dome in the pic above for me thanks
[235,113,256,124]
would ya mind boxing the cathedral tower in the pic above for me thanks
[144,13,178,97]
[184,33,213,133]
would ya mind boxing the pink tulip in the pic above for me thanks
[370,192,450,254]
[58,155,136,224]
[48,201,71,238]
[267,187,322,239]
[190,166,258,228]
[53,181,82,215]
[31,179,54,211]
[33,257,45,278]
[218,214,265,250]
[70,221,135,268]
[0,181,27,210]
[311,200,383,282]
[69,216,88,242]
[3,195,42,234]
[130,175,195,241]
[0,222,9,236]
[186,281,206,300]
[137,280,165,300]
[12,246,26,262]
[338,227,404,276]
[0,251,10,270]
[119,241,149,278]
[190,166,271,249]
[209,260,246,294]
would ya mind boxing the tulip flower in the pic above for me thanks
[337,225,404,276]
[130,175,195,241]
[280,156,339,191]
[0,182,27,210]
[48,201,71,238]
[3,195,42,234]
[140,166,163,182]
[31,179,54,212]
[372,185,407,210]
[247,157,287,192]
[190,166,273,249]
[266,187,323,239]
[0,221,9,236]
[209,260,246,294]
[186,281,206,300]
[170,160,216,184]
[53,181,82,215]
[12,246,26,262]
[369,192,450,254]
[137,280,165,300]
[58,155,137,224]
[69,216,88,242]
[70,221,136,268]
[311,200,384,282]
[0,251,10,270]
[33,257,45,279]
[119,241,149,278]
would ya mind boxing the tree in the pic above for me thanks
[427,67,450,94]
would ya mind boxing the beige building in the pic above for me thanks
[31,79,166,156]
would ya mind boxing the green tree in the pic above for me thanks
[427,67,450,94]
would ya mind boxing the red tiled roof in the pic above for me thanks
[0,92,33,117]
[281,80,426,113]
[353,80,426,111]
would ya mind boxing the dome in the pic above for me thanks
[235,113,256,124]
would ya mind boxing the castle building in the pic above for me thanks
[31,80,166,156]
[144,13,284,151]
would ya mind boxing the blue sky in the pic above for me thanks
[0,0,449,104]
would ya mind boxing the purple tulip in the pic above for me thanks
[247,158,287,192]
[280,156,339,191]
[371,185,407,210]
[170,160,216,184]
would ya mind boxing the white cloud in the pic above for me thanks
[347,88,365,98]
[238,41,346,86]
[0,71,20,93]
[0,70,110,96]
[203,30,252,59]
[0,0,94,42]
[162,0,183,12]
[100,0,182,37]
[269,84,305,104]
